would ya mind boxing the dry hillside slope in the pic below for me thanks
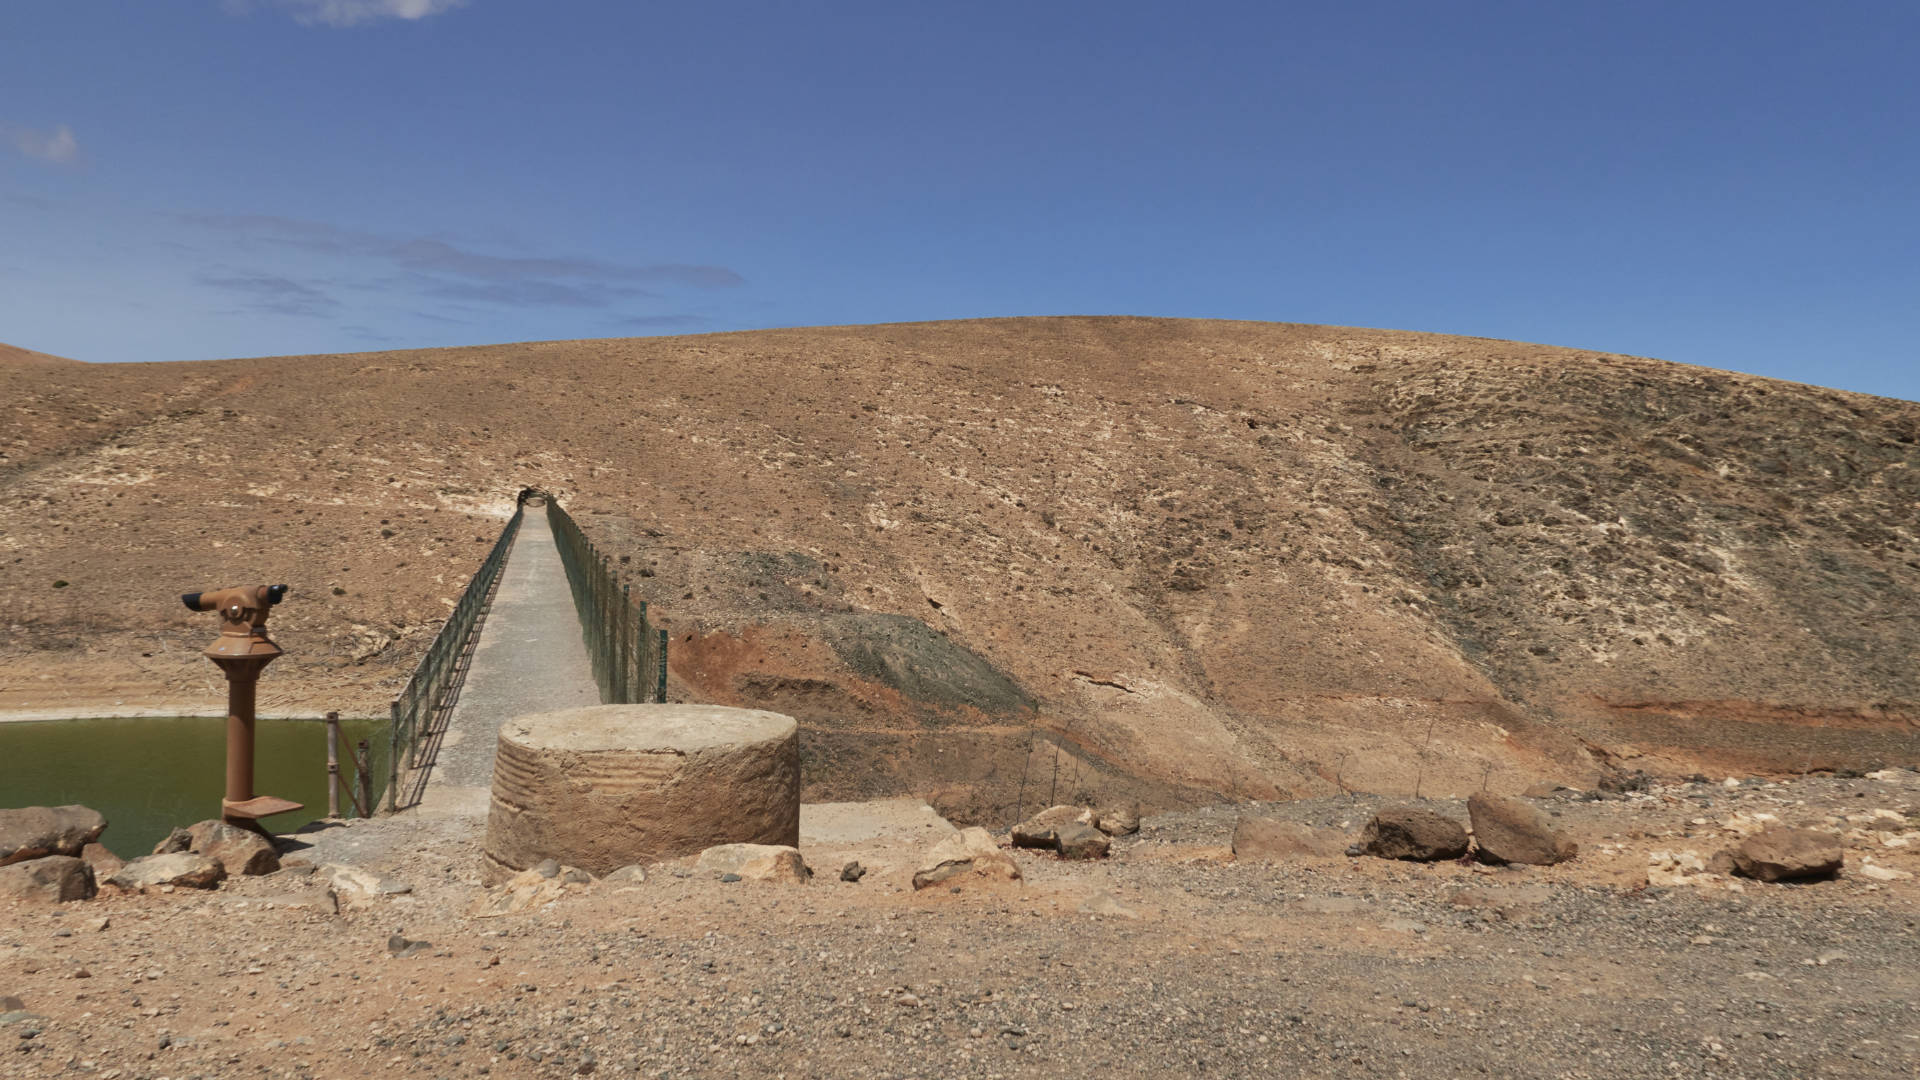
[2,318,1915,820]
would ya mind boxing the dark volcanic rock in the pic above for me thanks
[1362,807,1469,861]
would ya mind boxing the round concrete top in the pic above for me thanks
[501,704,797,754]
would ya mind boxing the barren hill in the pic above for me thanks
[0,342,80,367]
[2,318,1915,818]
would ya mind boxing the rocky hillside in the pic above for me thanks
[2,319,1914,817]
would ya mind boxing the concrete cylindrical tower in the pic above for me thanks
[483,704,799,882]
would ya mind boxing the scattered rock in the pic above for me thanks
[79,842,124,878]
[0,855,96,903]
[1055,821,1112,860]
[534,859,562,879]
[471,867,580,917]
[560,867,593,885]
[1467,794,1577,865]
[603,864,648,885]
[108,853,225,891]
[1231,817,1342,860]
[1094,802,1141,836]
[1732,827,1843,882]
[1708,850,1739,877]
[1010,805,1088,850]
[1361,807,1469,861]
[387,933,433,959]
[186,820,280,876]
[0,996,21,1012]
[695,844,811,884]
[1858,859,1913,882]
[324,864,412,903]
[912,827,1022,890]
[152,827,192,855]
[0,806,108,867]
[1297,896,1372,915]
[839,861,867,883]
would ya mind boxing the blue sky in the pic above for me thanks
[3,1,1915,402]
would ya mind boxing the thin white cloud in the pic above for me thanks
[12,125,81,166]
[232,0,467,28]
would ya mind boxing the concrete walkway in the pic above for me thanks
[414,508,600,819]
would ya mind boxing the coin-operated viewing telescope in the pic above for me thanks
[181,585,302,826]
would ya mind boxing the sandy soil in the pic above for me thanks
[4,772,1918,1079]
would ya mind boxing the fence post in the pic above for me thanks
[384,700,400,813]
[357,739,374,819]
[656,627,669,703]
[325,711,340,819]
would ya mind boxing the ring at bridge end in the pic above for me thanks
[483,703,799,883]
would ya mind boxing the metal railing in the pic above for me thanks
[380,504,525,810]
[547,499,668,704]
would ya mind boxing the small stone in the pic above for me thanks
[559,867,592,885]
[534,859,562,879]
[602,864,648,885]
[151,827,192,856]
[839,861,867,883]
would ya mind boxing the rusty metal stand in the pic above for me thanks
[183,585,303,827]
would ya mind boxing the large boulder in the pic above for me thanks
[1361,807,1469,861]
[0,855,96,903]
[1467,794,1577,865]
[186,820,280,876]
[0,806,108,867]
[1732,827,1843,882]
[695,844,811,884]
[107,853,226,891]
[1232,817,1343,860]
[912,827,1022,890]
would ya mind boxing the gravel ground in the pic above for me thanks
[4,771,1917,1079]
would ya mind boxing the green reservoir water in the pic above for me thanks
[0,716,387,856]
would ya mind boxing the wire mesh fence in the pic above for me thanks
[546,499,668,705]
[379,505,525,811]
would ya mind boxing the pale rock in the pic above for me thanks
[107,853,225,891]
[695,844,810,883]
[323,864,411,904]
[912,827,1021,890]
